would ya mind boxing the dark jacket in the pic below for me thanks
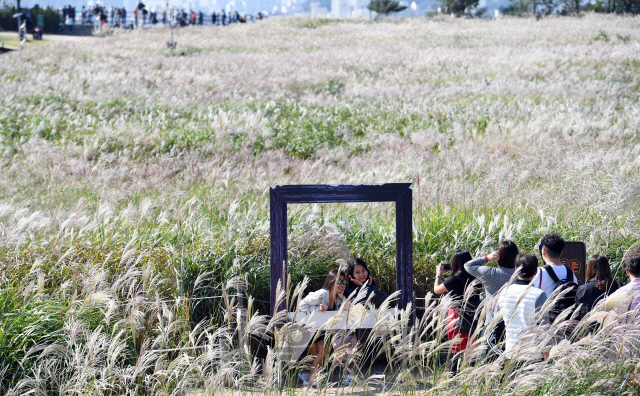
[346,284,390,308]
[575,278,621,319]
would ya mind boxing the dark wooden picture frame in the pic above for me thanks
[270,183,413,314]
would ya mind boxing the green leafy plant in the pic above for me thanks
[593,30,610,42]
[367,0,408,18]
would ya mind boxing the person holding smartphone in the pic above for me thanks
[433,249,478,373]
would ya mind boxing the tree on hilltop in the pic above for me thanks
[441,0,479,14]
[367,0,407,18]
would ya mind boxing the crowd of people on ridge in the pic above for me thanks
[0,1,267,34]
[57,2,266,31]
[296,233,640,386]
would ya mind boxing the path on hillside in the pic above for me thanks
[0,31,86,51]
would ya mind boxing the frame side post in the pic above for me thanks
[270,188,287,315]
[396,188,413,310]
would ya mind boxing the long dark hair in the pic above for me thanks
[346,258,378,289]
[586,255,614,291]
[451,249,473,280]
[321,269,342,290]
[498,240,519,269]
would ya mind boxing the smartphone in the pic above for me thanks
[441,262,452,271]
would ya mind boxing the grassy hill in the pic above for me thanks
[0,15,639,394]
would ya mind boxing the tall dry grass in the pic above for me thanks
[0,14,639,394]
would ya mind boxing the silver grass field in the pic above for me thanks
[1,14,640,395]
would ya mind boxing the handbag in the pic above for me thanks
[456,299,481,335]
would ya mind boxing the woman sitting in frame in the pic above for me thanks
[345,258,389,307]
[298,269,356,387]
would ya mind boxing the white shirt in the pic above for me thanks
[532,263,577,298]
[496,281,548,354]
[299,289,344,313]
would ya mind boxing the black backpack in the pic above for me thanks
[541,265,578,323]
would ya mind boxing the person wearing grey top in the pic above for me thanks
[464,240,519,322]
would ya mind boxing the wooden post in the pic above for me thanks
[270,187,287,315]
[396,187,413,310]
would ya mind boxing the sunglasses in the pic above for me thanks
[336,279,347,285]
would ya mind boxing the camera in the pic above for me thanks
[440,262,452,271]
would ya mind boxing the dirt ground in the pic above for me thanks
[194,363,436,396]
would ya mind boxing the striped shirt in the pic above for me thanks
[606,278,640,316]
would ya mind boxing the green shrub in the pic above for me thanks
[0,8,62,34]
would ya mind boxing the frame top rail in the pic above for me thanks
[270,183,412,203]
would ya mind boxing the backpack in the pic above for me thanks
[540,265,578,323]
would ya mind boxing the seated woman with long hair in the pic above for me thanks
[343,258,389,365]
[433,249,479,372]
[345,258,389,306]
[298,269,354,387]
[575,255,621,320]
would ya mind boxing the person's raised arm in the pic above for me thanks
[433,263,448,295]
[464,251,500,278]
